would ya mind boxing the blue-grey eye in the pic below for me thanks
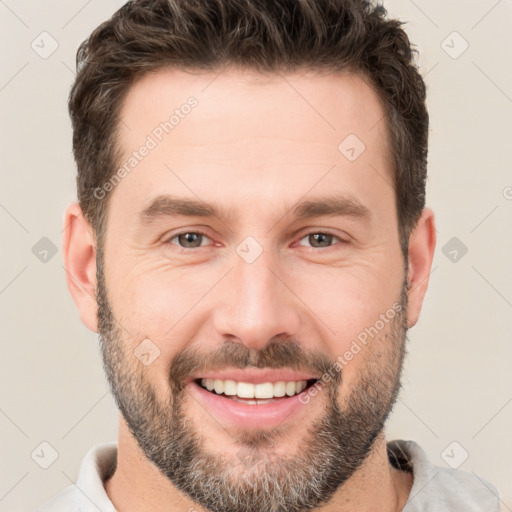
[170,232,210,248]
[299,233,340,248]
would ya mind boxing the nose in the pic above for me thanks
[212,244,302,351]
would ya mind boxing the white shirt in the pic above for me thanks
[35,439,501,511]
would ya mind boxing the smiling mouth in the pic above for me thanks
[195,378,318,404]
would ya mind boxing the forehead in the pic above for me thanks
[109,66,394,227]
[118,66,390,151]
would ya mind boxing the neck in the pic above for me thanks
[105,418,413,512]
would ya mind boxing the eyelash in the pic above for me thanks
[165,230,348,251]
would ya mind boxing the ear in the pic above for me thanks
[406,208,436,328]
[62,203,99,332]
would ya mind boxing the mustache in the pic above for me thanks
[169,338,341,392]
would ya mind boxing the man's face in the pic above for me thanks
[97,68,409,511]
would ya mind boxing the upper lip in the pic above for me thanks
[187,368,319,385]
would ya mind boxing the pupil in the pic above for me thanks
[180,233,201,248]
[311,233,331,247]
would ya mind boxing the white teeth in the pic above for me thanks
[199,378,310,399]
[214,379,224,394]
[230,397,280,405]
[223,379,237,396]
[273,381,286,397]
[285,381,296,396]
[255,382,274,399]
[237,382,255,398]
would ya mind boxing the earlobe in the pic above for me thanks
[405,208,436,328]
[62,203,99,332]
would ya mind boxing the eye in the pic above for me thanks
[296,232,345,249]
[167,231,213,249]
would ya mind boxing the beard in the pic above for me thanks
[96,247,410,512]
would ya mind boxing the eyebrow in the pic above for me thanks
[138,194,371,225]
[293,196,370,221]
[139,196,222,223]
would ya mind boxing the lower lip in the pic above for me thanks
[187,381,314,429]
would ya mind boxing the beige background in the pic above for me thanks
[0,0,511,510]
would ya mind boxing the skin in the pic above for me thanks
[63,67,436,511]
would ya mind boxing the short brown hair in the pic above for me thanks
[69,0,428,255]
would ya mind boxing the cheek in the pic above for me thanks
[291,257,403,349]
[110,265,217,355]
